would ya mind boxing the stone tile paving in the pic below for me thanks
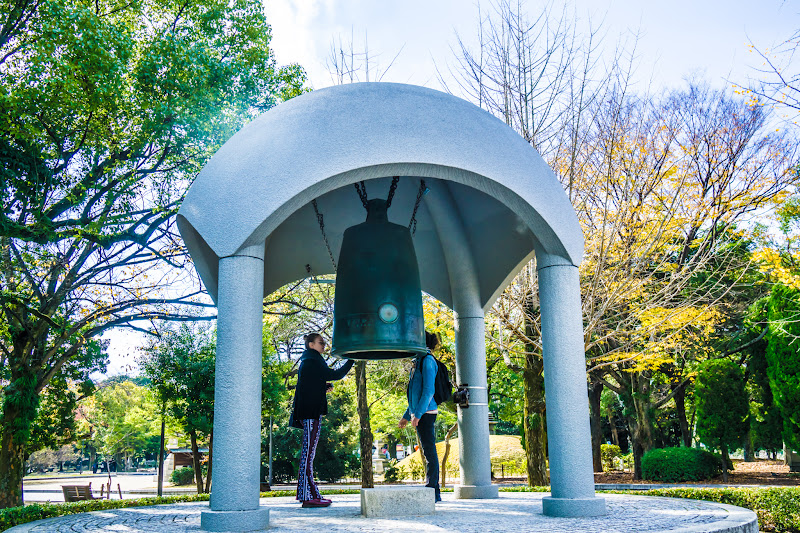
[12,493,757,533]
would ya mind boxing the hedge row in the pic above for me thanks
[0,494,210,532]
[502,486,800,533]
[636,487,800,533]
[1,486,797,532]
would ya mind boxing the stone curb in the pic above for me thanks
[4,493,760,533]
[619,495,758,533]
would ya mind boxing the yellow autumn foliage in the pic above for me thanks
[754,247,800,290]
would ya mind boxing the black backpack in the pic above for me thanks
[425,352,453,405]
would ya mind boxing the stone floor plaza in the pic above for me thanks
[7,492,757,533]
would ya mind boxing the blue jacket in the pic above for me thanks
[403,351,438,420]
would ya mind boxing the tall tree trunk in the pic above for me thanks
[355,361,373,488]
[631,373,656,479]
[440,423,458,488]
[204,429,213,493]
[618,372,655,480]
[0,414,25,508]
[743,427,754,462]
[268,415,273,484]
[522,294,548,486]
[608,413,620,447]
[189,430,204,494]
[722,446,730,483]
[157,408,165,497]
[673,384,691,447]
[588,378,604,472]
[0,369,39,509]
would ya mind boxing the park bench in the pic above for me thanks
[61,483,97,502]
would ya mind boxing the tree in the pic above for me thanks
[695,359,749,482]
[0,0,306,507]
[745,28,800,119]
[139,324,215,493]
[449,0,608,485]
[26,354,101,457]
[84,380,160,471]
[765,284,800,450]
[747,322,784,458]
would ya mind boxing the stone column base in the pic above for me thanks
[454,484,499,499]
[542,496,606,517]
[201,507,269,532]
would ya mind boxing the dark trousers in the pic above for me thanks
[296,417,322,501]
[417,413,441,500]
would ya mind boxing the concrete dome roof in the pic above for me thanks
[177,82,583,310]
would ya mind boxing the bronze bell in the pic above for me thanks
[331,198,426,360]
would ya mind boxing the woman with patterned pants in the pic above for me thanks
[290,333,354,508]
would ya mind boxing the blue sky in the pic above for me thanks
[266,0,798,93]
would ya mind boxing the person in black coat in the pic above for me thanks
[291,333,354,508]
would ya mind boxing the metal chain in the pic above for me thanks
[408,179,427,236]
[354,181,369,209]
[385,176,400,208]
[311,199,337,271]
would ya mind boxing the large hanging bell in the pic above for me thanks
[332,198,426,360]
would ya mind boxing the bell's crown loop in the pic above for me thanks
[366,198,389,222]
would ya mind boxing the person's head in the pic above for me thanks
[304,332,326,352]
[425,331,439,352]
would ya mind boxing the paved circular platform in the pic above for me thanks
[7,492,758,532]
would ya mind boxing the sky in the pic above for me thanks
[265,0,798,93]
[99,0,799,378]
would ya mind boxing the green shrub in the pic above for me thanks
[407,455,425,481]
[620,452,634,471]
[170,467,195,485]
[383,459,406,483]
[641,447,723,482]
[601,444,622,471]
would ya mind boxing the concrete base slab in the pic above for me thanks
[8,493,759,533]
[454,484,499,499]
[542,496,606,517]
[200,506,269,532]
[360,486,435,517]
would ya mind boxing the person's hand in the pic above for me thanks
[411,416,420,428]
[398,418,408,429]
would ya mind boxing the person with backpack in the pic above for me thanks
[398,331,443,502]
[291,332,354,508]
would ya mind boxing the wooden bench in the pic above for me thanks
[61,483,96,502]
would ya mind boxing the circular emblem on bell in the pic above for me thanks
[378,303,399,324]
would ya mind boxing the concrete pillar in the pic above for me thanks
[425,180,498,499]
[201,244,270,532]
[537,256,605,517]
[453,309,497,498]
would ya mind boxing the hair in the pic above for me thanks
[303,332,323,350]
[425,331,439,351]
